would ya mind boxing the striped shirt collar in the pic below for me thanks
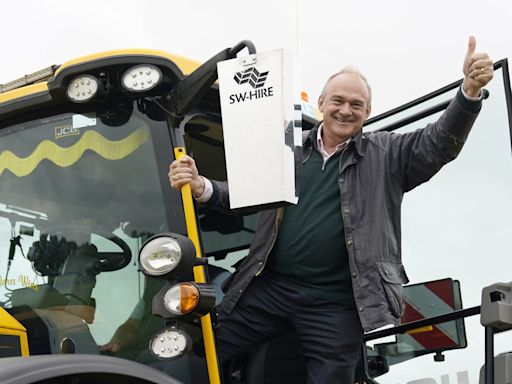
[316,123,351,161]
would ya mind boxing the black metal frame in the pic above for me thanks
[364,59,511,134]
[501,60,512,155]
[363,306,480,342]
[359,60,512,384]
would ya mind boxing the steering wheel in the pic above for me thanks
[38,225,132,273]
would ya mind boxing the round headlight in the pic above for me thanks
[138,233,197,279]
[122,64,162,92]
[66,75,99,103]
[163,283,200,315]
[139,237,182,276]
[149,327,189,360]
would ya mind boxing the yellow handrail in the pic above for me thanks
[174,146,221,384]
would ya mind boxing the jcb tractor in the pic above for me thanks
[0,41,511,384]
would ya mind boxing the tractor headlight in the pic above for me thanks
[66,75,100,103]
[122,64,162,92]
[164,283,199,316]
[153,282,216,318]
[139,233,196,279]
[149,327,190,360]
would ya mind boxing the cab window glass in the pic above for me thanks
[0,101,209,381]
[363,66,512,383]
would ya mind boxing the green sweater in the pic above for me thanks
[266,148,355,304]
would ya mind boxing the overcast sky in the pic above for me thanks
[2,0,511,116]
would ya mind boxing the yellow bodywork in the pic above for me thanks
[0,83,48,105]
[55,49,200,76]
[0,307,29,356]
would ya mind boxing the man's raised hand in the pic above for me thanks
[463,36,493,98]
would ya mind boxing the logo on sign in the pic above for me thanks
[55,125,80,139]
[234,67,269,89]
[229,66,274,104]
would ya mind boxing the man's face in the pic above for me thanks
[318,73,371,144]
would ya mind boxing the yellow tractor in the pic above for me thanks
[1,41,511,384]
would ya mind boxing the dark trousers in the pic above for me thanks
[217,274,363,384]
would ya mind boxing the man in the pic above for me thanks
[169,37,493,383]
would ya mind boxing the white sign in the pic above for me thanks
[217,49,301,209]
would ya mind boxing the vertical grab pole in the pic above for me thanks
[174,146,221,384]
[485,326,494,384]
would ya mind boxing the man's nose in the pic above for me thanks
[338,102,351,115]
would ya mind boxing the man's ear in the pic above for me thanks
[318,96,324,113]
[365,105,372,119]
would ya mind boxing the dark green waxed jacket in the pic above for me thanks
[207,89,481,332]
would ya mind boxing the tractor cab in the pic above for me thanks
[0,45,268,384]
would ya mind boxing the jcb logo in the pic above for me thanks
[55,125,80,139]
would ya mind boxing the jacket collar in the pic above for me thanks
[351,129,367,157]
[306,122,367,157]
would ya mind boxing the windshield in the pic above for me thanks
[0,100,210,381]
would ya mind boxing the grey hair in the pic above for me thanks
[321,66,372,107]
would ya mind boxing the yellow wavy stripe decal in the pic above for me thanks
[0,127,149,177]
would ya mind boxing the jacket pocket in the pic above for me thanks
[376,261,408,318]
[220,270,236,293]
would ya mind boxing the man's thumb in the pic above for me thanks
[466,36,476,58]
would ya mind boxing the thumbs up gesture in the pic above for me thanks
[462,36,493,98]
